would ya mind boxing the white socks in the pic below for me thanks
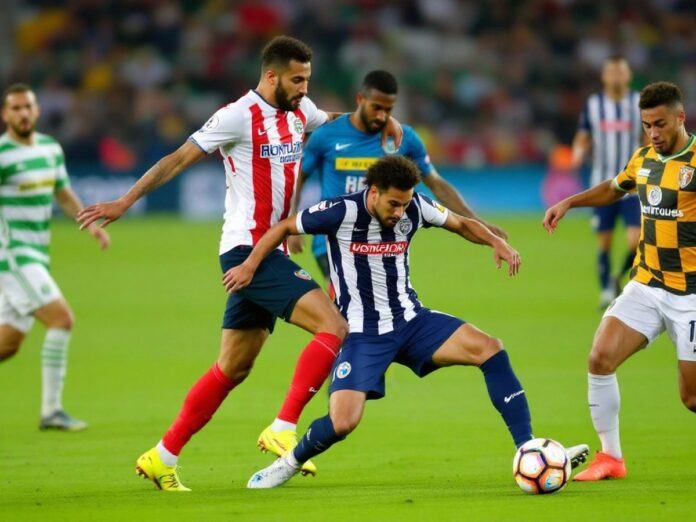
[588,373,622,458]
[271,418,297,432]
[41,328,71,417]
[157,441,178,466]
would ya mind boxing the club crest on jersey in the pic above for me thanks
[294,269,312,281]
[397,217,413,235]
[679,165,694,189]
[336,362,351,379]
[293,117,304,134]
[647,186,662,206]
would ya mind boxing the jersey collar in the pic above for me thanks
[657,133,695,163]
[251,89,279,110]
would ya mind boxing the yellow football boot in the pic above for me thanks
[135,447,191,492]
[257,425,317,476]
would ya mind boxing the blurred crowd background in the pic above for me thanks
[1,0,694,174]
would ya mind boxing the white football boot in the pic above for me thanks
[247,456,299,489]
[566,443,590,469]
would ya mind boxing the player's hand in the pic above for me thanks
[484,221,508,240]
[77,199,130,229]
[382,116,403,150]
[222,263,256,294]
[88,224,111,250]
[287,235,304,254]
[492,239,521,277]
[542,201,571,234]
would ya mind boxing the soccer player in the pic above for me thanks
[571,56,643,308]
[77,36,402,491]
[223,156,588,488]
[544,82,696,480]
[257,69,508,464]
[0,83,111,430]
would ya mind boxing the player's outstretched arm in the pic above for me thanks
[55,187,111,250]
[76,140,205,229]
[222,216,300,293]
[542,179,624,234]
[443,213,521,277]
[423,169,508,239]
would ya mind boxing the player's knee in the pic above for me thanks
[48,309,74,331]
[330,411,361,437]
[588,347,618,374]
[0,339,21,361]
[680,393,696,413]
[322,312,348,341]
[473,335,503,366]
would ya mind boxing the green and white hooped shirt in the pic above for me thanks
[0,132,70,271]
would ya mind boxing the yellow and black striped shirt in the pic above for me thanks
[613,133,696,294]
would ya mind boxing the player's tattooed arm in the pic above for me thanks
[77,141,205,229]
[423,169,508,239]
[542,179,625,234]
[323,112,403,149]
[222,216,299,293]
[443,213,521,276]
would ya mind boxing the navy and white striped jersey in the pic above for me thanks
[296,190,449,335]
[578,90,642,186]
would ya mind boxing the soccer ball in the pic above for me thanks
[513,438,571,494]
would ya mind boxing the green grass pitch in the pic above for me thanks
[1,214,693,521]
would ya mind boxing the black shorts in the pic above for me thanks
[220,246,320,332]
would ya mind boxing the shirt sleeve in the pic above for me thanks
[577,99,591,132]
[296,198,346,235]
[416,193,449,228]
[300,97,329,133]
[54,145,70,191]
[404,126,434,177]
[300,129,324,177]
[612,148,641,192]
[189,103,245,154]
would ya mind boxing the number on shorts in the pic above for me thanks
[689,320,696,343]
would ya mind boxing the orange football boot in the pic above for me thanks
[574,451,627,481]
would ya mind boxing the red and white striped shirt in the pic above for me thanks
[190,90,328,254]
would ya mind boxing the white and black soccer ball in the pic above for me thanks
[513,438,571,494]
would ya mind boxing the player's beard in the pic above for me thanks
[275,82,303,112]
[10,119,35,138]
[359,106,385,134]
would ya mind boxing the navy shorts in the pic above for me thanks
[329,309,465,400]
[220,246,319,332]
[592,194,640,232]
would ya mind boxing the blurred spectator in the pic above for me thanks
[2,0,694,170]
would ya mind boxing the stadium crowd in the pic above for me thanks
[1,0,694,171]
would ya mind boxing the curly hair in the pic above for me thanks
[261,36,312,71]
[639,82,683,110]
[365,156,422,191]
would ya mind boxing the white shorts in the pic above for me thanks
[0,263,63,333]
[604,280,696,362]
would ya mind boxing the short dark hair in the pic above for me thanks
[365,156,421,191]
[639,81,683,110]
[605,54,628,64]
[362,70,398,95]
[261,36,312,71]
[3,83,33,105]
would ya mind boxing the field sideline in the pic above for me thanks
[1,214,692,521]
